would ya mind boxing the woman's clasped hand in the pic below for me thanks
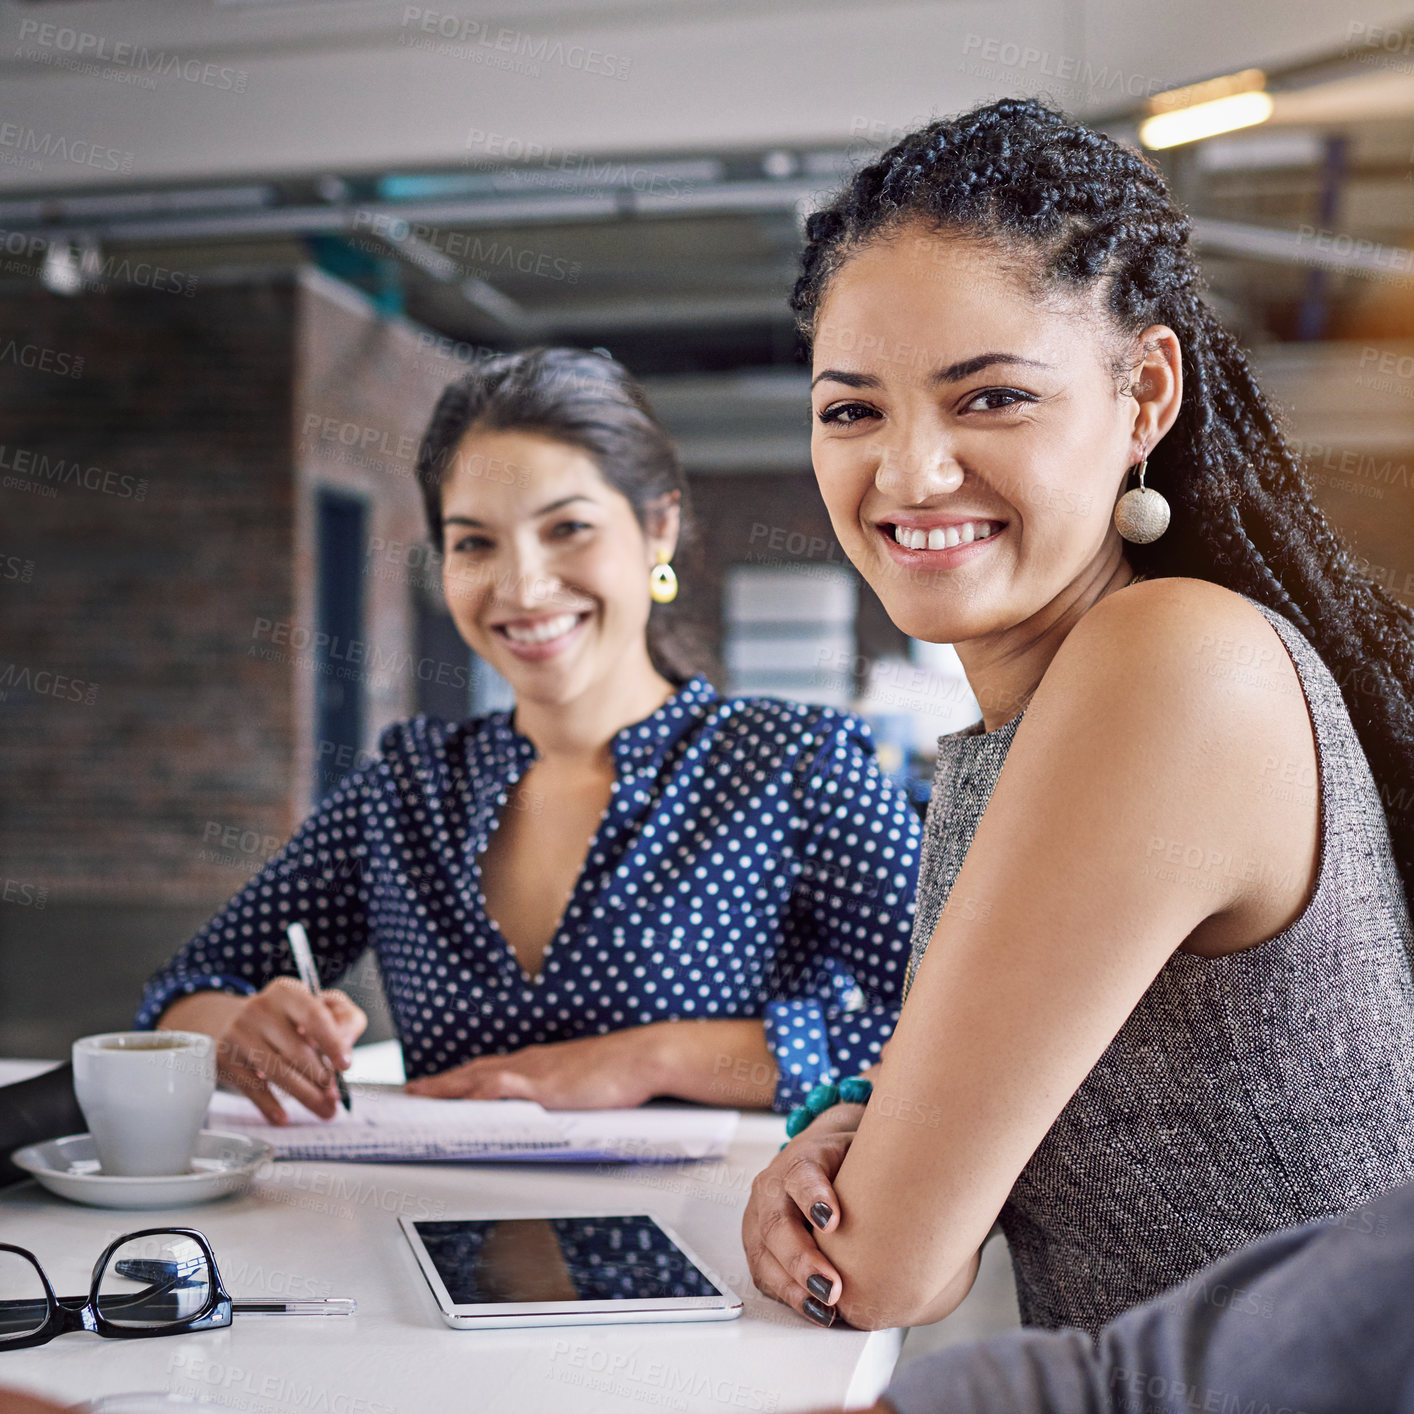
[741,1103,859,1327]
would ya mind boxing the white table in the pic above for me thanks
[0,1058,901,1412]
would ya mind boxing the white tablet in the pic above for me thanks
[398,1211,744,1329]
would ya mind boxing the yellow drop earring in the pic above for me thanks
[649,548,679,604]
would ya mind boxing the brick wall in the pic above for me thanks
[0,270,461,1053]
[1,277,299,905]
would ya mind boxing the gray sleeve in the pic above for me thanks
[885,1327,1107,1414]
[885,1178,1414,1414]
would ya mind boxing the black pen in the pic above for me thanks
[285,921,353,1112]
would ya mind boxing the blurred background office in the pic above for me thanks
[1,0,1411,1073]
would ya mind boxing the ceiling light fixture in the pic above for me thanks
[1140,68,1273,149]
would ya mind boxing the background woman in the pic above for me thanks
[140,347,920,1124]
[742,99,1414,1336]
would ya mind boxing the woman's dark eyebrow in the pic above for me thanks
[811,354,1053,391]
[442,496,594,530]
[932,353,1053,383]
[810,369,881,391]
[533,494,595,516]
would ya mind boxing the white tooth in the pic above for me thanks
[943,526,960,549]
[893,525,909,546]
[958,523,975,544]
[926,528,946,551]
[507,613,578,644]
[974,522,991,540]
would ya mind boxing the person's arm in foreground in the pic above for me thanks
[811,1178,1414,1414]
[744,582,1321,1327]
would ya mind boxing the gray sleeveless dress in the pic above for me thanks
[906,594,1414,1335]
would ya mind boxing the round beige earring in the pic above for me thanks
[649,549,678,604]
[1113,457,1170,544]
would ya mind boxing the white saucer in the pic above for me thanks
[10,1130,274,1209]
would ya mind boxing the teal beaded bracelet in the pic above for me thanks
[780,1075,873,1149]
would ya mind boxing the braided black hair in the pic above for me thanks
[416,346,700,684]
[794,97,1414,912]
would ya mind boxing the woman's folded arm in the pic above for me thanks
[817,582,1319,1329]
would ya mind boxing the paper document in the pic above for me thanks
[207,1087,738,1164]
[539,1106,738,1163]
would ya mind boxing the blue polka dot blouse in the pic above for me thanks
[136,675,921,1111]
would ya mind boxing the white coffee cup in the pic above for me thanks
[72,1031,216,1177]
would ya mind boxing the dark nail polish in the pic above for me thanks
[802,1296,835,1327]
[806,1273,833,1303]
[809,1202,833,1230]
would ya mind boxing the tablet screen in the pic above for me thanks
[411,1215,725,1304]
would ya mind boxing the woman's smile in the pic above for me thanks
[807,228,1141,649]
[490,610,593,662]
[878,516,1007,564]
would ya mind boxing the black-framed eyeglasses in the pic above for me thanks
[0,1228,234,1350]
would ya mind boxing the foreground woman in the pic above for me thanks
[743,99,1414,1336]
[141,348,919,1122]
